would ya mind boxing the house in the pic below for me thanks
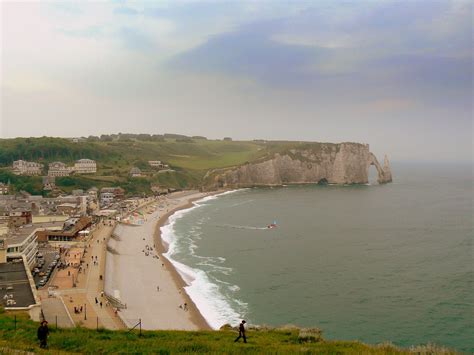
[148,160,164,168]
[129,167,142,177]
[8,210,32,228]
[101,187,125,199]
[48,162,72,177]
[12,160,43,176]
[100,192,114,206]
[0,182,10,195]
[74,159,97,174]
[56,203,79,216]
[42,176,55,191]
[87,187,98,198]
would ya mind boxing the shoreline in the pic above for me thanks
[104,189,237,330]
[152,193,216,330]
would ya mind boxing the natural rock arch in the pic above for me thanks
[367,153,392,184]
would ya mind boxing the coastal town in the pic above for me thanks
[0,157,210,331]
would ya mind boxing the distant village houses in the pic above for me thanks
[12,160,43,176]
[74,159,97,174]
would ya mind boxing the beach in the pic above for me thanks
[104,191,212,330]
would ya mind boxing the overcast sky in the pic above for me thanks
[1,1,472,162]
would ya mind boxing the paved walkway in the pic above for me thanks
[41,297,74,328]
[42,222,123,330]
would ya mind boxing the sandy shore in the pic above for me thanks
[105,191,213,330]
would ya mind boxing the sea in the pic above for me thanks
[161,162,473,352]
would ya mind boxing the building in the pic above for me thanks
[8,210,33,228]
[0,182,10,195]
[129,167,142,177]
[56,203,79,216]
[74,159,97,174]
[0,257,40,313]
[101,187,125,200]
[148,161,169,169]
[148,160,163,168]
[48,162,72,177]
[100,192,114,206]
[4,225,40,267]
[37,217,92,243]
[12,160,43,176]
[87,187,98,199]
[42,176,56,191]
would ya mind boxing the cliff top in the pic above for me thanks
[0,312,455,354]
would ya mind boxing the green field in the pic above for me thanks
[0,312,453,354]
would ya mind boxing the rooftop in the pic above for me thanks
[6,221,64,245]
[0,261,36,308]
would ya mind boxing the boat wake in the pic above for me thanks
[215,224,269,230]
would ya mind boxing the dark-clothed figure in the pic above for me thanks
[37,320,49,348]
[234,320,247,343]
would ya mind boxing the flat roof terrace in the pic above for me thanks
[0,262,35,308]
[6,221,64,245]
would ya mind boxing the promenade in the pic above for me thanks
[39,222,124,329]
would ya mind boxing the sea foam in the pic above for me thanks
[161,191,246,329]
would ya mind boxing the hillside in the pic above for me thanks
[0,136,266,195]
[0,312,453,354]
[0,136,389,195]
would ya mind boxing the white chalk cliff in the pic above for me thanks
[204,143,392,189]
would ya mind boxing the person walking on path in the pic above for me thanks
[234,320,247,343]
[37,320,49,349]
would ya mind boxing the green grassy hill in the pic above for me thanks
[0,312,453,354]
[0,136,293,195]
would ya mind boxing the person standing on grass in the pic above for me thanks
[234,320,247,343]
[37,320,49,349]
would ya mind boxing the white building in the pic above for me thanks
[148,161,169,169]
[48,162,72,177]
[0,183,9,195]
[12,160,43,176]
[5,228,38,268]
[74,159,97,174]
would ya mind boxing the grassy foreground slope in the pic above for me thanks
[0,312,452,354]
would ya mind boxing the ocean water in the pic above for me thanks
[162,162,473,351]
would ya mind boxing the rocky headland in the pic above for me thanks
[204,142,392,189]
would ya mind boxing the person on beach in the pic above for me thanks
[234,320,247,343]
[37,320,49,349]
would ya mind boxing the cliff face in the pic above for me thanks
[204,143,392,189]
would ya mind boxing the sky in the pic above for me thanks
[1,0,472,162]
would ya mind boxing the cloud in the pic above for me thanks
[1,1,472,162]
[114,6,139,15]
